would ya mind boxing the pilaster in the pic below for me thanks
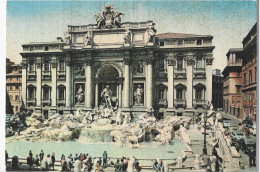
[186,56,194,109]
[21,61,27,106]
[123,57,130,109]
[206,56,213,104]
[35,58,42,114]
[50,57,57,114]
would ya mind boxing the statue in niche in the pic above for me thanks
[76,65,85,76]
[75,85,84,104]
[124,29,131,44]
[101,85,112,108]
[134,62,143,74]
[84,30,92,47]
[134,85,144,105]
[146,26,156,44]
[64,32,71,46]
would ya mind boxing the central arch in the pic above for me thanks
[98,65,119,78]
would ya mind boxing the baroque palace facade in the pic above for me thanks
[20,4,214,120]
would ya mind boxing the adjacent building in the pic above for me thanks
[222,49,243,118]
[212,69,223,110]
[6,64,22,114]
[20,4,215,120]
[239,23,257,121]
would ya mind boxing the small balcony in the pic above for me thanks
[194,68,206,77]
[174,68,186,78]
[228,60,242,67]
[156,99,167,107]
[42,98,51,106]
[27,71,36,80]
[57,98,66,105]
[57,71,66,80]
[174,99,186,108]
[193,99,206,108]
[27,98,36,106]
[42,71,51,80]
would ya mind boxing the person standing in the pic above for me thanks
[119,158,127,172]
[66,155,72,171]
[61,157,67,171]
[153,159,159,171]
[102,151,108,168]
[5,150,8,164]
[51,152,55,170]
[47,154,52,170]
[34,154,40,168]
[210,155,217,172]
[74,158,81,172]
[114,159,120,172]
[249,147,256,167]
[29,150,33,160]
[39,150,44,162]
[158,159,164,172]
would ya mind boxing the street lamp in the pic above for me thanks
[203,101,212,155]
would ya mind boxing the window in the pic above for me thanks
[237,72,241,77]
[29,61,35,71]
[196,57,203,68]
[249,70,252,84]
[249,93,252,102]
[195,89,202,100]
[10,86,13,90]
[16,106,18,112]
[177,40,183,46]
[15,86,19,90]
[16,77,19,81]
[28,87,35,99]
[176,89,183,99]
[160,41,164,46]
[158,58,165,71]
[177,57,183,69]
[197,39,202,45]
[244,74,247,85]
[43,87,50,99]
[244,93,246,101]
[44,46,48,51]
[58,87,65,99]
[9,77,12,81]
[43,62,50,71]
[59,61,65,71]
[236,86,241,94]
[15,95,19,101]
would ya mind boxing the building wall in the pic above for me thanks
[241,49,257,121]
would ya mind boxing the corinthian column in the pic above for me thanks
[146,56,154,108]
[123,58,130,108]
[65,58,72,111]
[21,61,27,105]
[167,58,175,109]
[85,58,93,109]
[186,57,194,109]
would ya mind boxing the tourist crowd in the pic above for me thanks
[7,150,150,172]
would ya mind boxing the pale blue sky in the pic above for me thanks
[6,0,257,71]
